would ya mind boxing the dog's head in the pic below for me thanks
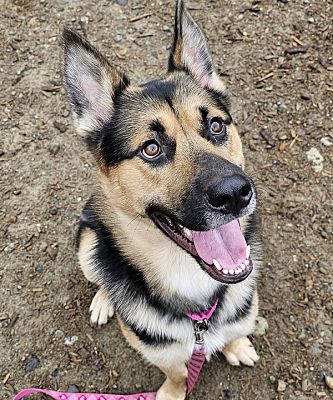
[63,0,257,285]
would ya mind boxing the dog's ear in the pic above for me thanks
[62,28,129,136]
[168,0,225,91]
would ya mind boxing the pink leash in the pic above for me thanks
[14,301,218,400]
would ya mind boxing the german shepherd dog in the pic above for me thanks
[63,1,261,398]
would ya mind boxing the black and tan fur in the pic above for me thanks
[63,1,262,399]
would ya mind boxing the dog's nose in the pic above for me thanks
[206,174,253,214]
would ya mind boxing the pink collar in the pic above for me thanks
[14,300,218,400]
[186,299,218,321]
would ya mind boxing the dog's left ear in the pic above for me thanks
[168,0,225,91]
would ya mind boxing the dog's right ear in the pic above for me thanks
[62,28,129,136]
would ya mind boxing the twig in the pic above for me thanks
[289,134,298,148]
[292,36,304,46]
[3,372,10,384]
[129,13,152,23]
[257,72,274,82]
[86,333,94,342]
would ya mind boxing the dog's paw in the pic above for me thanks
[156,382,186,400]
[221,336,259,367]
[89,289,114,326]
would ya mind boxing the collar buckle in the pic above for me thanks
[193,319,209,344]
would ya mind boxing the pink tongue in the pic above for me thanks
[192,220,247,269]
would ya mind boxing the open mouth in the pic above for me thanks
[151,212,253,284]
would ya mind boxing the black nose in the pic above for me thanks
[206,174,253,214]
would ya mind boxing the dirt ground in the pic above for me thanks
[1,0,332,399]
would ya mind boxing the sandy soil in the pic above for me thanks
[1,0,332,399]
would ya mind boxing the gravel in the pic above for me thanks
[25,356,41,373]
[1,0,332,399]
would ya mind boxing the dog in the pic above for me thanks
[62,1,261,398]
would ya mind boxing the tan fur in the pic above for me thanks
[77,227,98,283]
[68,3,260,398]
[76,62,254,400]
[95,84,245,221]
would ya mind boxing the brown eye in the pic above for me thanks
[142,140,161,159]
[210,117,225,135]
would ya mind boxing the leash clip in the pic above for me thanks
[193,319,209,344]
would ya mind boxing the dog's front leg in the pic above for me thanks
[221,336,259,367]
[156,363,187,400]
[119,320,188,400]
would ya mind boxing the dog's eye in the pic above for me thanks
[142,140,161,159]
[210,117,225,135]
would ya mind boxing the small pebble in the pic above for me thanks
[35,264,44,273]
[269,375,276,384]
[53,329,64,337]
[49,143,60,155]
[298,330,307,341]
[53,121,67,133]
[306,147,323,172]
[12,189,21,195]
[64,335,78,346]
[25,356,40,373]
[324,375,333,390]
[253,316,269,336]
[162,25,170,32]
[67,384,80,393]
[49,207,58,215]
[9,215,17,223]
[320,136,333,147]
[47,245,58,260]
[4,243,15,253]
[277,380,286,392]
[40,242,48,252]
[116,0,128,5]
[78,347,90,359]
[114,34,122,43]
[307,17,315,23]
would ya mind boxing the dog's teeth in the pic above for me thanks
[229,269,235,275]
[222,269,229,275]
[244,259,249,266]
[240,264,246,271]
[246,245,251,259]
[235,268,242,274]
[212,259,222,271]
